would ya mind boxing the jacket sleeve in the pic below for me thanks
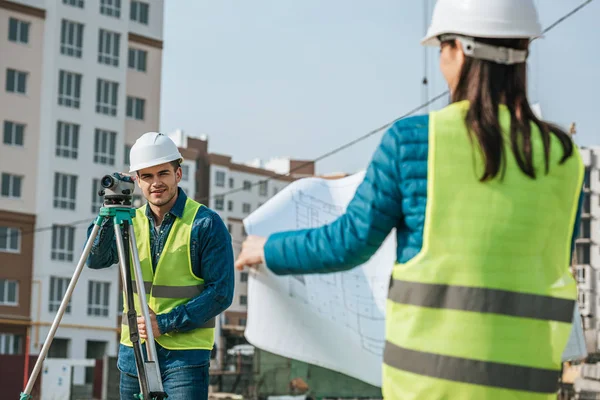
[85,218,119,269]
[263,126,406,275]
[156,211,234,334]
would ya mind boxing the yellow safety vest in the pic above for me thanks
[120,197,216,350]
[383,100,583,399]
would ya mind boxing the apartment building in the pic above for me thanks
[167,129,315,369]
[574,147,600,350]
[1,0,164,386]
[0,0,44,358]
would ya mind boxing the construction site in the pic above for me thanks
[1,0,600,399]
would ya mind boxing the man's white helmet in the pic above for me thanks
[129,132,183,173]
[421,0,543,46]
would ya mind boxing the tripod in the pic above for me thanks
[20,175,167,400]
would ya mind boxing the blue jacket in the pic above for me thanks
[86,187,234,375]
[264,114,583,274]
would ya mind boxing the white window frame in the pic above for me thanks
[58,70,82,108]
[0,227,21,253]
[227,200,233,211]
[5,69,27,94]
[87,281,110,317]
[228,178,234,188]
[130,1,149,24]
[215,196,224,211]
[128,48,147,72]
[126,96,145,120]
[49,276,71,312]
[63,0,84,8]
[259,181,268,196]
[98,29,120,66]
[242,203,251,214]
[0,333,23,355]
[53,173,78,210]
[0,279,18,305]
[100,0,121,18]
[94,129,117,165]
[215,171,225,187]
[96,79,118,116]
[55,121,79,159]
[1,173,22,199]
[8,18,29,44]
[3,120,25,146]
[243,180,252,191]
[91,179,103,213]
[181,165,189,181]
[60,20,84,58]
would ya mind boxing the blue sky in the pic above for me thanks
[159,1,599,175]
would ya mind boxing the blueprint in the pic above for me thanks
[243,171,587,388]
[243,171,395,387]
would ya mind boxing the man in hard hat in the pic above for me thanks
[86,132,234,399]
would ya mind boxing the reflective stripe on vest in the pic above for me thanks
[382,100,584,400]
[120,197,216,351]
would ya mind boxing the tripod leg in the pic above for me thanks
[21,223,102,398]
[114,222,151,399]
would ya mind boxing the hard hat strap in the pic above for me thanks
[440,34,528,65]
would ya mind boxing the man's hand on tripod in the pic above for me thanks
[137,308,162,340]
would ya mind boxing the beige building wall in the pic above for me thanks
[0,2,44,214]
[125,34,163,147]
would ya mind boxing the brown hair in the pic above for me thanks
[446,37,574,181]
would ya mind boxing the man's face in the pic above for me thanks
[136,162,181,207]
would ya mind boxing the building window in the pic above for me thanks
[100,0,121,18]
[5,69,27,94]
[0,279,18,305]
[124,144,131,165]
[8,18,29,44]
[576,243,591,265]
[259,181,268,196]
[126,96,145,120]
[56,121,79,159]
[583,194,591,215]
[215,196,224,211]
[584,168,591,190]
[91,179,103,213]
[60,20,84,58]
[580,219,591,239]
[239,318,246,326]
[48,338,70,358]
[1,173,22,198]
[242,203,251,214]
[98,29,120,66]
[63,0,84,7]
[240,295,247,306]
[58,70,82,108]
[51,226,75,262]
[49,277,72,312]
[53,173,78,210]
[128,48,147,72]
[228,178,234,188]
[181,165,189,181]
[94,129,116,165]
[215,171,225,187]
[0,333,23,355]
[243,181,251,191]
[87,281,110,317]
[227,224,233,233]
[241,272,248,283]
[227,200,233,211]
[0,227,20,253]
[3,121,24,146]
[130,1,149,24]
[96,79,118,116]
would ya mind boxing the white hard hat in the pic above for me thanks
[421,0,543,46]
[129,132,183,173]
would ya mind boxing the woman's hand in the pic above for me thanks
[234,235,267,271]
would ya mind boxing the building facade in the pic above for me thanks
[574,147,600,351]
[0,0,164,385]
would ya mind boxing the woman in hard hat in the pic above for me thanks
[235,0,584,398]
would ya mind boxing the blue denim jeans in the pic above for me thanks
[119,364,209,400]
